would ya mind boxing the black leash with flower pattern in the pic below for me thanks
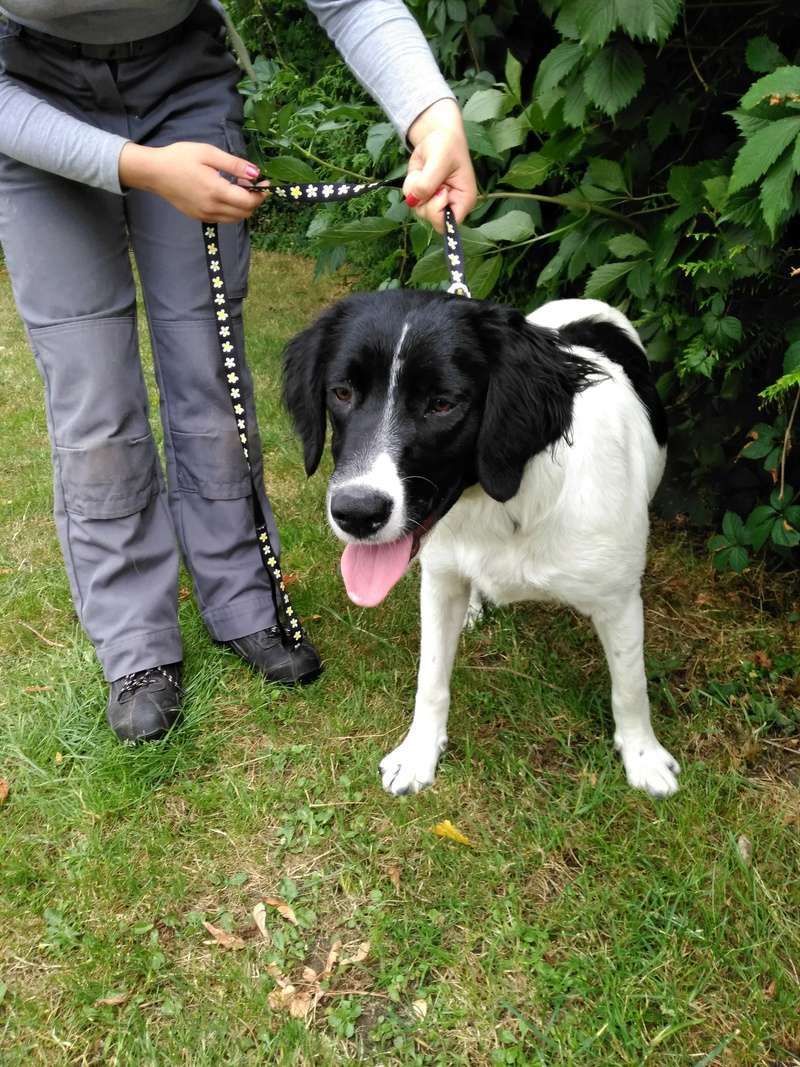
[202,179,471,647]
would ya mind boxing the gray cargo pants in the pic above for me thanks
[0,10,282,680]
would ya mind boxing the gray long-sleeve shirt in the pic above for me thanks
[0,0,454,194]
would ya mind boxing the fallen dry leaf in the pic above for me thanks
[0,780,9,806]
[252,902,269,942]
[737,835,753,866]
[432,819,474,847]
[765,979,777,999]
[318,940,341,980]
[386,863,401,891]
[263,897,298,926]
[202,921,246,950]
[23,686,52,694]
[94,992,129,1007]
[178,586,192,601]
[54,752,63,766]
[283,572,299,587]
[340,940,369,967]
[411,999,428,1020]
[753,650,773,670]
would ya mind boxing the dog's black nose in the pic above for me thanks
[330,486,393,538]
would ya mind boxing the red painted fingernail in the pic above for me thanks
[405,193,420,207]
[245,164,259,179]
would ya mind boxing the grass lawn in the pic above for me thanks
[1,251,799,1066]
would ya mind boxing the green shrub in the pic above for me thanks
[231,0,800,573]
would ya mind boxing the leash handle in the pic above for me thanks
[263,179,472,298]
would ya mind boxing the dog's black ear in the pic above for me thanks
[476,306,592,502]
[282,303,346,476]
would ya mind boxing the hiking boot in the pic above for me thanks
[227,626,322,686]
[106,663,183,742]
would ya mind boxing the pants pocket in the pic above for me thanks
[56,433,159,518]
[171,427,257,499]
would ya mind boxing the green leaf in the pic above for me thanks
[562,78,589,128]
[478,211,536,242]
[505,51,523,102]
[703,176,730,213]
[462,88,510,123]
[469,254,503,299]
[746,505,778,550]
[583,261,635,299]
[410,222,430,258]
[647,103,673,149]
[784,341,800,375]
[759,149,797,236]
[607,234,650,258]
[500,151,553,190]
[728,116,800,193]
[490,116,529,153]
[463,120,504,161]
[315,216,399,248]
[261,156,319,183]
[745,36,787,75]
[627,260,653,299]
[446,0,466,21]
[722,510,750,544]
[726,109,771,141]
[410,246,447,285]
[365,122,394,164]
[771,518,800,547]
[574,0,617,47]
[727,545,750,573]
[614,0,681,44]
[583,42,645,118]
[587,158,627,193]
[740,66,800,110]
[534,41,585,97]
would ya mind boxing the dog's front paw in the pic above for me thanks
[379,732,446,796]
[617,736,681,798]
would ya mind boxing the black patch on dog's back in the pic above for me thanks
[559,318,668,445]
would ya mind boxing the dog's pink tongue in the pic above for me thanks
[340,535,414,607]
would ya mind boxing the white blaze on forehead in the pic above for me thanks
[388,319,411,401]
[327,317,414,543]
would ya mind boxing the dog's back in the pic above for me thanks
[422,298,667,612]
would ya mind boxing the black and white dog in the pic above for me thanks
[283,291,680,798]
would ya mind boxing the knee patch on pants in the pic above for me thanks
[56,433,160,518]
[171,427,255,499]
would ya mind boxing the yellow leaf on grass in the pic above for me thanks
[432,819,474,847]
[264,897,298,925]
[0,780,8,806]
[202,921,246,950]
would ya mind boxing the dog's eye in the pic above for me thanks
[427,397,455,415]
[332,385,353,404]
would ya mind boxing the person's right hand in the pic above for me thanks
[118,141,267,222]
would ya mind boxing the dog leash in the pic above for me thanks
[202,180,471,646]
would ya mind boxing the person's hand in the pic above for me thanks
[118,141,268,222]
[403,98,477,232]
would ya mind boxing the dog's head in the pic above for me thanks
[283,289,591,606]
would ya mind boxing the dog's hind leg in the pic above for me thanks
[591,589,681,798]
[463,583,484,631]
[380,566,470,795]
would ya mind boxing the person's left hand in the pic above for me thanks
[403,98,477,232]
